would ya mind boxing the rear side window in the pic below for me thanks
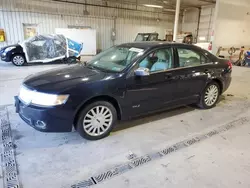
[202,49,217,62]
[177,48,208,67]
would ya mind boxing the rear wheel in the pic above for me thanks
[198,82,220,109]
[12,55,26,66]
[76,101,117,140]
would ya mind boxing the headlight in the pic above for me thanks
[31,92,69,106]
[4,46,16,52]
[19,85,69,107]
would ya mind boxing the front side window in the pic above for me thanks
[177,48,207,67]
[87,46,144,72]
[139,48,173,72]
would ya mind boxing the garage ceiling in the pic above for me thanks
[51,0,216,14]
[101,0,216,9]
[52,0,216,9]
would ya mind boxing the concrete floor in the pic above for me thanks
[1,61,250,188]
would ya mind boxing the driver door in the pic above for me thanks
[123,47,177,117]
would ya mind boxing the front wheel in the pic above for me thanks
[12,55,26,66]
[76,101,117,140]
[198,82,220,109]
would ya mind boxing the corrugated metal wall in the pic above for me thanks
[0,0,175,50]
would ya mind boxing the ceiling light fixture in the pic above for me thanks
[144,4,163,8]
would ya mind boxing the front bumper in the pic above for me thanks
[15,96,74,132]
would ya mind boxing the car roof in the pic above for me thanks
[118,41,198,50]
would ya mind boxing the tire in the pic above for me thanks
[76,101,117,140]
[198,81,220,109]
[12,54,26,66]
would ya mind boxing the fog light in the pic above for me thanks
[35,120,46,129]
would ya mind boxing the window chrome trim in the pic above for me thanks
[149,62,214,75]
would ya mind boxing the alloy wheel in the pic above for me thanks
[204,84,219,106]
[83,106,113,136]
[13,55,25,66]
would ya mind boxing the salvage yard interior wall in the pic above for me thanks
[213,0,250,49]
[0,0,176,50]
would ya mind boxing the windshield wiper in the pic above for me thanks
[85,63,118,73]
[86,64,103,71]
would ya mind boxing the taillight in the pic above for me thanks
[227,61,232,69]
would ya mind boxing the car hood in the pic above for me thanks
[23,64,106,93]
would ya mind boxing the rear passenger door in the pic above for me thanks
[173,47,210,101]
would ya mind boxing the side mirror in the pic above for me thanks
[134,67,150,76]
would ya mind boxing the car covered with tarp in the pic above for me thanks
[0,34,83,66]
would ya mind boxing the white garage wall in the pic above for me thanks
[213,0,250,49]
[0,0,175,50]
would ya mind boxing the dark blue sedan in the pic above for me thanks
[15,42,232,140]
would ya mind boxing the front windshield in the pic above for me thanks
[87,46,144,72]
[135,34,149,41]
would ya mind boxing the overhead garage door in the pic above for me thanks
[197,6,215,43]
